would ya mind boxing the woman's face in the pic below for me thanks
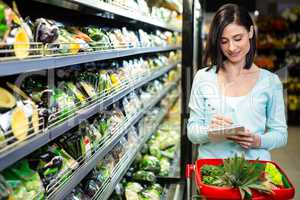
[220,23,252,64]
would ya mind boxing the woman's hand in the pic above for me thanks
[208,115,233,143]
[209,115,233,128]
[226,129,261,149]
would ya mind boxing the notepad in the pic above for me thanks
[208,125,245,143]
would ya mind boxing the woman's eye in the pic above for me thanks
[234,36,242,41]
[221,40,227,44]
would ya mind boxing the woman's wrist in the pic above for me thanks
[252,134,261,148]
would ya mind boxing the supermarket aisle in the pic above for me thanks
[271,126,300,199]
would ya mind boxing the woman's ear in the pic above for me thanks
[249,26,254,39]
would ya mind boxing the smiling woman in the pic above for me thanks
[204,4,256,72]
[220,23,253,64]
[187,4,288,161]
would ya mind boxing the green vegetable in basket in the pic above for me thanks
[265,162,283,186]
[200,165,224,185]
[139,155,160,174]
[132,170,156,183]
[201,165,224,177]
[202,176,217,185]
[213,155,272,200]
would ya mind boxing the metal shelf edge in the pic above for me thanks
[64,0,182,32]
[0,46,181,76]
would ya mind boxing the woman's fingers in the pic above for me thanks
[236,129,251,136]
[226,137,251,148]
[215,115,233,124]
[226,135,254,143]
[239,142,251,149]
[211,116,233,127]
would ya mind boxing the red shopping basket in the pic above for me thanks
[186,159,295,200]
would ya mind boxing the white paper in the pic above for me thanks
[208,125,245,143]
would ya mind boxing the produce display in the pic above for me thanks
[61,92,180,199]
[0,0,182,199]
[0,84,41,151]
[0,1,181,60]
[0,50,180,153]
[256,7,300,124]
[0,73,178,200]
[199,155,293,200]
[0,1,38,59]
[29,144,79,190]
[63,129,138,200]
[0,144,79,199]
[1,160,45,200]
[108,98,180,200]
[255,7,300,70]
[102,0,182,30]
[55,115,111,160]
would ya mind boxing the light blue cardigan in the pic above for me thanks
[187,66,287,160]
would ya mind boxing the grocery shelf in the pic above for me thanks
[33,0,181,33]
[98,95,180,200]
[169,149,181,177]
[161,150,182,200]
[257,48,300,54]
[48,80,179,200]
[0,46,181,76]
[0,63,179,171]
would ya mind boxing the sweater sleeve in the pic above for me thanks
[260,75,288,150]
[187,72,210,144]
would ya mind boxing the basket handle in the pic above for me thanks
[186,164,195,200]
[186,164,195,178]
